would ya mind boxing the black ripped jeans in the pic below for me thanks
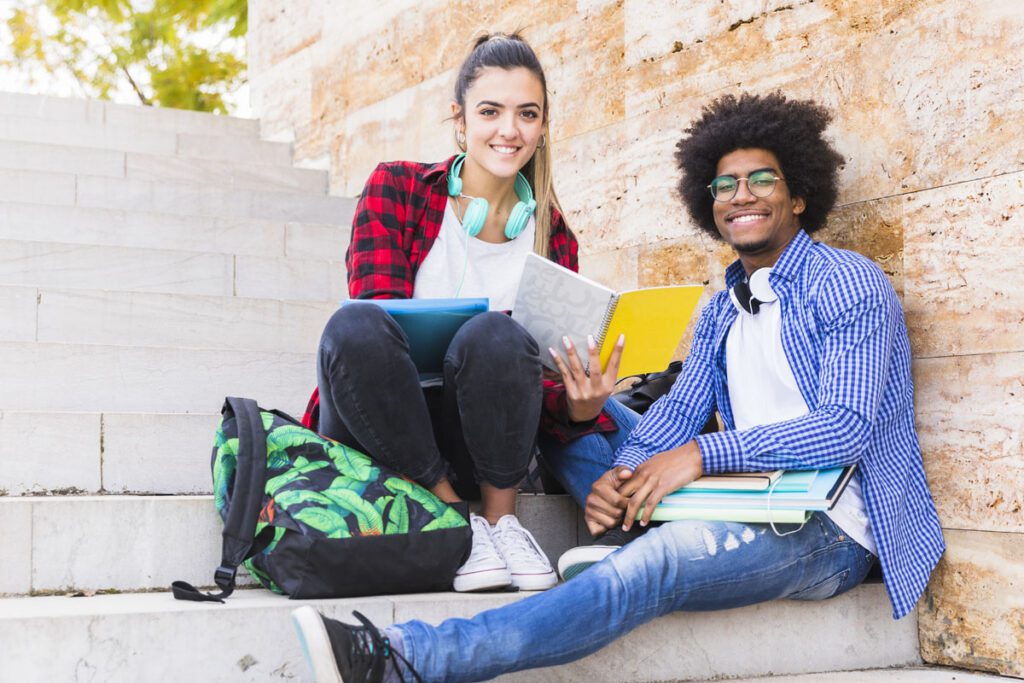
[316,304,543,499]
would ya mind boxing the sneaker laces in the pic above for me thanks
[464,514,504,566]
[491,517,552,569]
[326,610,423,683]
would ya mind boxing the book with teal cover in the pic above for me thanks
[648,507,811,524]
[772,469,818,493]
[657,465,856,512]
[341,298,488,378]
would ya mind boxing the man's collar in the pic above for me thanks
[724,229,812,287]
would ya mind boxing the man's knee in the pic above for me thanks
[607,521,714,579]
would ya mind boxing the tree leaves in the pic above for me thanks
[5,0,247,113]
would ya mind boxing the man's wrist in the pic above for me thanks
[694,430,744,473]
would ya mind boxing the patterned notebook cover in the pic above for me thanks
[511,253,616,371]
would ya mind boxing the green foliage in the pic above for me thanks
[4,0,246,113]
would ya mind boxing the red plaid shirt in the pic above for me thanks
[302,156,618,442]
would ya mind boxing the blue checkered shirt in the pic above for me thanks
[614,230,944,619]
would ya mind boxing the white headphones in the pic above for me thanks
[729,268,777,315]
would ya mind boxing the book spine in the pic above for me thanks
[594,295,620,365]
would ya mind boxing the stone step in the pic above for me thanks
[125,151,329,195]
[0,494,579,595]
[0,168,76,206]
[0,113,291,164]
[0,167,351,225]
[0,286,337,352]
[0,240,344,300]
[0,139,125,178]
[0,411,219,496]
[732,668,1011,682]
[0,201,351,259]
[0,140,329,194]
[75,174,350,224]
[0,341,316,413]
[0,584,918,682]
[71,171,349,224]
[0,91,260,137]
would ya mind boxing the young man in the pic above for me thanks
[290,93,945,683]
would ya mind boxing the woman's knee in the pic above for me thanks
[321,303,400,353]
[451,312,539,361]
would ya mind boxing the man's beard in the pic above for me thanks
[731,236,774,255]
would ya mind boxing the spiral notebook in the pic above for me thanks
[511,253,704,377]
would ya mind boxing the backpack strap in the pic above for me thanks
[173,396,268,603]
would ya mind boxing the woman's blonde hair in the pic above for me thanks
[453,31,564,258]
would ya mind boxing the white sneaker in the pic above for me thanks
[556,545,618,581]
[453,514,513,592]
[490,515,558,591]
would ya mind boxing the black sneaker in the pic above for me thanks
[291,607,422,683]
[556,524,651,581]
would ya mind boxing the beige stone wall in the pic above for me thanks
[249,0,1023,675]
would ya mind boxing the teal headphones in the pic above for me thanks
[447,153,536,240]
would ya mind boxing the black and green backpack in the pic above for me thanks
[173,397,471,602]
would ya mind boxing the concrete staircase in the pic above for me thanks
[0,92,922,682]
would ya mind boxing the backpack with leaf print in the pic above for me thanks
[172,397,471,603]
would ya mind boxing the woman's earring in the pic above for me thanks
[456,129,466,148]
[537,134,546,149]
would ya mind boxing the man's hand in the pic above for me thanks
[583,466,633,536]
[549,334,625,423]
[620,441,704,530]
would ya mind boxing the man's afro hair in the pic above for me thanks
[674,92,845,238]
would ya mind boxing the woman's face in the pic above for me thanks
[455,66,546,181]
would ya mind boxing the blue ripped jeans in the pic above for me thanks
[391,399,876,682]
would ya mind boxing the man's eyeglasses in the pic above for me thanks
[707,170,784,202]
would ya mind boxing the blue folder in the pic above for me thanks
[341,298,489,378]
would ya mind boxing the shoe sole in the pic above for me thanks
[291,606,344,683]
[453,567,514,592]
[511,571,559,591]
[557,545,618,581]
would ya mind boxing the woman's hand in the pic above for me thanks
[549,334,625,423]
[619,441,703,530]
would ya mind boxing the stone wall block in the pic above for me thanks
[903,172,1024,358]
[919,528,1024,678]
[332,72,454,197]
[619,0,1023,208]
[550,118,633,248]
[578,246,639,293]
[308,1,570,138]
[534,2,626,140]
[556,103,711,252]
[913,353,1024,533]
[623,0,823,67]
[823,196,906,298]
[252,48,315,145]
[250,0,324,70]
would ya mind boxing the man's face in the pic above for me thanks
[711,148,806,257]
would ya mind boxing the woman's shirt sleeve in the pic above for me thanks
[345,163,415,300]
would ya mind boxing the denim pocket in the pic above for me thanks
[788,568,850,601]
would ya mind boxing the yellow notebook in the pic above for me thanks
[511,253,704,378]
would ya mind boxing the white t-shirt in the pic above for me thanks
[413,200,536,311]
[726,298,877,555]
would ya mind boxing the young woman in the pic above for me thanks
[302,32,632,594]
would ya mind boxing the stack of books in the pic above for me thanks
[647,465,857,524]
